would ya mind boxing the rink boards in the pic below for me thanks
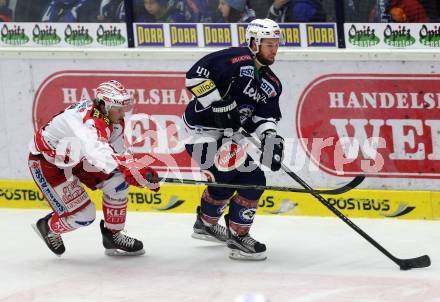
[0,180,438,220]
[1,49,440,221]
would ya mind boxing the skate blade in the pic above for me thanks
[31,224,62,257]
[191,232,226,243]
[229,249,267,261]
[104,248,145,256]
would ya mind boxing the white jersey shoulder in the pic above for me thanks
[31,100,122,174]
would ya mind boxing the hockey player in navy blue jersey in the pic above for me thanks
[183,19,285,261]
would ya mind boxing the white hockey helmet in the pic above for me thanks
[245,18,284,53]
[95,80,133,112]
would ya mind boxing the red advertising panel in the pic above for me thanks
[33,71,195,172]
[297,74,440,178]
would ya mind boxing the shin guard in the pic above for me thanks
[228,195,258,236]
[200,189,230,225]
[103,194,127,232]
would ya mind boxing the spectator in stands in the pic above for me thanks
[369,0,429,22]
[135,0,170,22]
[97,0,125,22]
[419,0,439,22]
[344,0,376,22]
[41,0,94,22]
[14,0,47,22]
[217,0,256,22]
[136,0,211,22]
[267,0,326,22]
[437,0,440,21]
[183,0,212,22]
[207,0,221,21]
[249,0,272,18]
[0,0,12,22]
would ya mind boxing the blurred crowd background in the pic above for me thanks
[0,0,439,23]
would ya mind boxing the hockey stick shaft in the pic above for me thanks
[238,128,430,270]
[156,176,364,195]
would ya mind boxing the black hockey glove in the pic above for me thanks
[260,130,284,172]
[211,98,241,131]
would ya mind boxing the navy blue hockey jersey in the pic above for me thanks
[183,47,282,139]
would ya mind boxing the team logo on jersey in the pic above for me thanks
[240,66,254,78]
[191,79,216,97]
[243,79,267,103]
[214,141,248,172]
[238,104,254,123]
[261,79,277,97]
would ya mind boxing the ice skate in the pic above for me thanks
[100,220,145,256]
[225,215,267,261]
[32,213,65,256]
[191,206,228,243]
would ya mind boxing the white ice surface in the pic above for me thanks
[0,209,439,302]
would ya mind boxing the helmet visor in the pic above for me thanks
[120,97,135,113]
[108,96,134,113]
[271,28,285,45]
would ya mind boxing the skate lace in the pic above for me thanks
[241,234,257,246]
[211,224,226,236]
[113,231,135,248]
[47,232,63,249]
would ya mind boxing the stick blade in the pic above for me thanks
[399,255,431,270]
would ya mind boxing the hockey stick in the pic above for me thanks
[156,175,364,195]
[237,128,430,270]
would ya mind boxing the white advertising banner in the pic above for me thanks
[1,50,440,192]
[345,23,440,49]
[0,23,128,48]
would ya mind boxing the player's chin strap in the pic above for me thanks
[253,56,267,68]
[235,127,430,271]
[248,46,267,68]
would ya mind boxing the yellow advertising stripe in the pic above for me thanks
[257,189,433,220]
[126,184,202,213]
[0,180,202,213]
[0,180,51,210]
[0,180,436,220]
[430,191,440,220]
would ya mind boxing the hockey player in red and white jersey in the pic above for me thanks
[28,80,159,256]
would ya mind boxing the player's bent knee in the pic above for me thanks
[100,172,129,201]
[70,202,96,228]
[207,188,235,201]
